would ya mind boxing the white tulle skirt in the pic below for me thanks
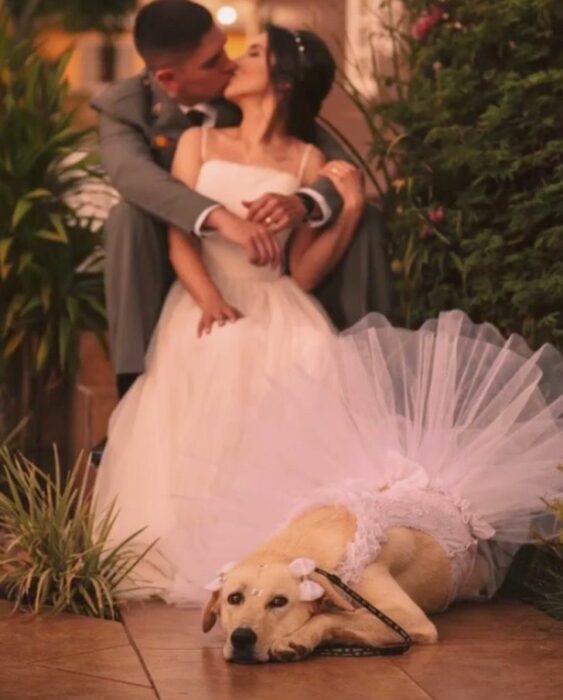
[165,311,563,603]
[93,274,337,600]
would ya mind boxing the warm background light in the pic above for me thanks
[217,5,238,26]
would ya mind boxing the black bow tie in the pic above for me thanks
[183,109,206,128]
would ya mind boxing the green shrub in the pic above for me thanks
[5,0,137,36]
[347,0,563,349]
[0,448,154,619]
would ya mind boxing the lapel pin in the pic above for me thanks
[152,134,173,149]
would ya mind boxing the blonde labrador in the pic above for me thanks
[202,503,490,663]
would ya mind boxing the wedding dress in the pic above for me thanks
[94,140,338,600]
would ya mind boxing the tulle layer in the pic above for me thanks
[163,311,563,601]
[94,275,337,600]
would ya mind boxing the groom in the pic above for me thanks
[91,1,391,417]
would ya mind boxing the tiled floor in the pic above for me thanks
[1,598,562,699]
[0,600,155,699]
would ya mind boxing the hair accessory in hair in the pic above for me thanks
[292,31,306,58]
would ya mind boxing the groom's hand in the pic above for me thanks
[205,208,281,267]
[243,194,307,233]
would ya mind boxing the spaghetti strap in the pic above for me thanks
[297,144,314,183]
[200,127,208,161]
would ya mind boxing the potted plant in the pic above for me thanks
[0,13,106,455]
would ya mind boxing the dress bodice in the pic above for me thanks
[195,159,299,283]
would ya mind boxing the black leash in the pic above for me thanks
[313,567,412,657]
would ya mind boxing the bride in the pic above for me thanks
[94,25,364,599]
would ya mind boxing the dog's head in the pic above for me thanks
[202,558,353,663]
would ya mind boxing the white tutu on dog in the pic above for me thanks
[162,311,563,603]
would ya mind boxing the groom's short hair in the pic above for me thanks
[134,0,213,69]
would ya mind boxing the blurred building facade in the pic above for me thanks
[37,0,393,158]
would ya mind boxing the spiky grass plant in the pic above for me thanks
[0,414,29,451]
[0,448,155,619]
[508,477,563,621]
[537,488,563,620]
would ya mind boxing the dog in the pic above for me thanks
[201,497,491,663]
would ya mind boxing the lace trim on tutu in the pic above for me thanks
[288,477,488,605]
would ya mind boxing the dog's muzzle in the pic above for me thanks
[229,627,260,664]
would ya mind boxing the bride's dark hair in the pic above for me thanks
[266,24,336,143]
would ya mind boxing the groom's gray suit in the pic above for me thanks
[92,75,392,374]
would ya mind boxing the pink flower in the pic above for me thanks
[412,6,444,41]
[429,7,445,24]
[420,224,433,240]
[428,206,445,223]
[412,16,432,41]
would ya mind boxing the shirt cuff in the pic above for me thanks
[193,204,221,237]
[298,188,331,229]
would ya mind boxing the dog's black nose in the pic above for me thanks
[231,627,257,651]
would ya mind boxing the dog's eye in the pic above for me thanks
[268,596,288,609]
[227,592,244,605]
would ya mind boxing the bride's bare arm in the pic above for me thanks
[169,129,219,302]
[169,129,242,336]
[289,156,364,292]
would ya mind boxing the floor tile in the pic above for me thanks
[0,664,157,700]
[142,648,432,700]
[121,600,223,650]
[0,600,16,619]
[35,644,152,688]
[433,600,562,644]
[394,637,563,700]
[0,604,130,664]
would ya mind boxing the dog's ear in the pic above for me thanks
[309,573,354,612]
[202,591,221,633]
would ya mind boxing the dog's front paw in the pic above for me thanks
[410,620,439,645]
[269,639,312,663]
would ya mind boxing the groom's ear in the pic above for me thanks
[154,67,178,97]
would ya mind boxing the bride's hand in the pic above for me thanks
[198,294,243,337]
[243,194,307,232]
[320,161,365,213]
[204,208,281,268]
